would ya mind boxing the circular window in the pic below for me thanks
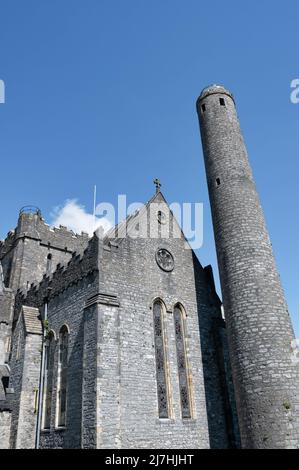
[156,248,174,272]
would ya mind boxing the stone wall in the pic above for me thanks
[9,314,26,448]
[0,287,14,364]
[39,274,98,449]
[80,193,230,448]
[0,210,89,292]
[194,260,240,448]
[9,307,42,448]
[197,85,299,448]
[7,195,239,449]
[0,411,11,449]
[16,332,42,448]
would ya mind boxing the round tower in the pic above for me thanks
[196,85,299,448]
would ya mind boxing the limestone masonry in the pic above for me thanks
[0,86,298,448]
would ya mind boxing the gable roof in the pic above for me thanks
[103,191,162,243]
[103,190,192,249]
[22,306,42,335]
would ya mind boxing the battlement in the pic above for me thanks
[13,234,100,325]
[0,208,89,259]
[19,206,42,217]
[0,207,91,293]
[197,84,235,104]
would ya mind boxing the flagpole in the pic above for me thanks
[93,185,97,233]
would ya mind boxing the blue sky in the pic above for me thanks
[0,1,298,335]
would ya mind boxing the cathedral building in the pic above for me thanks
[0,85,298,449]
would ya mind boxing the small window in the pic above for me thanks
[219,98,226,107]
[46,253,52,275]
[2,376,9,390]
[157,211,166,225]
[216,178,221,187]
[201,104,206,113]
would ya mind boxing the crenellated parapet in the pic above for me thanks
[13,234,100,328]
[0,208,90,293]
[1,210,89,259]
[0,231,16,258]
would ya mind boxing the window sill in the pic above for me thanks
[41,429,51,433]
[156,418,175,424]
[155,418,197,424]
[54,426,66,432]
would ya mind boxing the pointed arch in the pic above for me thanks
[153,299,170,418]
[173,303,192,419]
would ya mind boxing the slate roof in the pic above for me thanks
[22,306,42,335]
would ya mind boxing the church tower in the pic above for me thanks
[196,85,299,448]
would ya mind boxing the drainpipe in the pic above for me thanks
[35,290,51,449]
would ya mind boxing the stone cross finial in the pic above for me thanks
[154,178,161,193]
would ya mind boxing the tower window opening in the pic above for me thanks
[216,178,221,187]
[46,253,52,274]
[201,104,206,113]
[219,98,226,107]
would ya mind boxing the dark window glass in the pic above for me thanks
[153,301,169,418]
[46,253,52,275]
[174,305,191,419]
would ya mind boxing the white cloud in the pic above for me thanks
[51,199,112,237]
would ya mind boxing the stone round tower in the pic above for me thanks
[196,85,299,448]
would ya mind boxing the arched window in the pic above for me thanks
[46,253,52,275]
[173,304,192,419]
[56,325,69,427]
[153,300,170,418]
[42,331,55,429]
